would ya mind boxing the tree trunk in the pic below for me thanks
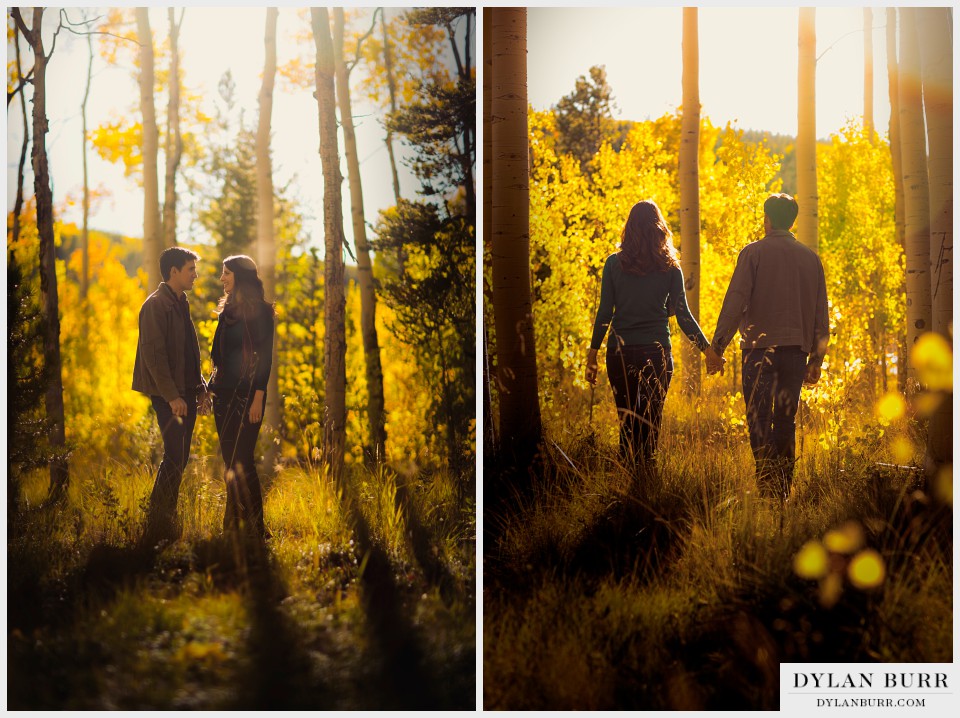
[455,11,476,220]
[12,25,29,247]
[863,8,874,139]
[898,7,932,383]
[333,8,387,464]
[15,8,70,500]
[162,8,183,249]
[917,7,953,479]
[797,8,818,252]
[918,7,953,340]
[490,7,542,467]
[312,7,347,484]
[136,8,162,291]
[886,8,907,393]
[482,7,496,457]
[380,9,402,204]
[81,28,93,299]
[680,7,701,395]
[256,7,281,476]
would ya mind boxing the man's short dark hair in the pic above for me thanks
[764,193,800,231]
[160,247,200,281]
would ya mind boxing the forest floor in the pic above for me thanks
[483,410,953,710]
[7,461,476,710]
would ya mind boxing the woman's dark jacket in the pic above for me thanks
[209,300,275,394]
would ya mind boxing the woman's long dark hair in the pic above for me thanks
[618,200,679,275]
[215,255,273,383]
[216,255,271,316]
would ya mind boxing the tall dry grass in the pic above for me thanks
[484,380,952,710]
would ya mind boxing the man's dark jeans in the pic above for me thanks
[213,387,265,539]
[146,394,197,541]
[741,345,807,499]
[606,342,673,468]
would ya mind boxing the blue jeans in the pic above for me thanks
[741,346,807,498]
[146,394,198,540]
[606,342,673,467]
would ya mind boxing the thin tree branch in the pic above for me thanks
[347,7,380,75]
[817,23,888,63]
[11,8,32,40]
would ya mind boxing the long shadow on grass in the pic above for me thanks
[7,532,167,709]
[339,479,465,710]
[393,477,462,606]
[172,535,335,709]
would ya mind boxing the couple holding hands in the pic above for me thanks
[586,194,829,499]
[132,248,275,545]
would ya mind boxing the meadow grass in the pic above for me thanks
[8,447,476,710]
[484,385,952,710]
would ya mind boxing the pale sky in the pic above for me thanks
[528,6,903,140]
[6,6,432,248]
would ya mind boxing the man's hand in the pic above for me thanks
[249,390,265,423]
[169,397,188,417]
[803,363,822,386]
[197,390,212,416]
[705,345,726,376]
[585,348,599,386]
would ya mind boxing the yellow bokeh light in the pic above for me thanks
[823,520,864,554]
[890,436,914,465]
[913,391,946,418]
[794,539,829,580]
[818,571,844,608]
[874,392,906,424]
[848,549,885,589]
[910,333,953,391]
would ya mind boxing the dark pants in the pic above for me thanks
[214,387,265,538]
[146,394,197,540]
[741,346,808,498]
[606,342,673,467]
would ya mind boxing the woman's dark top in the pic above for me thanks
[210,300,275,393]
[590,254,709,352]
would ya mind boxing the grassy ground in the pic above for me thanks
[483,399,952,710]
[7,456,475,710]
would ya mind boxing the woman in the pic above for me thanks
[585,200,723,467]
[207,255,275,539]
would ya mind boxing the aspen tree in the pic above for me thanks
[490,7,542,466]
[11,7,70,499]
[863,8,874,139]
[162,8,183,248]
[797,8,818,252]
[898,7,932,381]
[312,7,347,482]
[333,7,387,463]
[917,7,953,339]
[679,7,701,394]
[136,8,162,290]
[256,7,281,474]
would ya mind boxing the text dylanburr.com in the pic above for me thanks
[780,664,957,713]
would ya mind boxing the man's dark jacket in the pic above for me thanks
[132,282,203,403]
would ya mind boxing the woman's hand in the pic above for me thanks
[585,348,599,386]
[704,345,726,376]
[249,390,265,423]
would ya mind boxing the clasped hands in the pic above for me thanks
[705,345,726,375]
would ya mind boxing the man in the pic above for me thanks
[132,247,206,544]
[709,193,829,499]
